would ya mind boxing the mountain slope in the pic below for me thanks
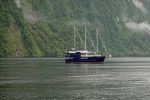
[1,0,150,57]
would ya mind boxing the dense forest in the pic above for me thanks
[1,0,150,57]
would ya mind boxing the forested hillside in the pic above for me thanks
[1,0,150,57]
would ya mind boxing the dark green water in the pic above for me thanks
[0,58,150,100]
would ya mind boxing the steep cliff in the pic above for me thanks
[1,0,150,57]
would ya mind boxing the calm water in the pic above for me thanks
[0,58,150,100]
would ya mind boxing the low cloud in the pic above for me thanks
[125,21,150,33]
[15,0,21,8]
[132,0,148,14]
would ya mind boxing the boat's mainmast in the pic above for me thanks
[74,26,76,48]
[85,27,87,50]
[96,28,99,52]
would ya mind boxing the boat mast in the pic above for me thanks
[85,27,87,50]
[96,28,99,52]
[74,26,76,48]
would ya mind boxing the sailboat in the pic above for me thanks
[65,26,110,63]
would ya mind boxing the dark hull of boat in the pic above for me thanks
[65,56,105,63]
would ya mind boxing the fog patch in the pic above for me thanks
[21,0,38,23]
[132,0,148,14]
[23,11,38,22]
[126,21,150,33]
[15,0,21,8]
[123,16,150,33]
